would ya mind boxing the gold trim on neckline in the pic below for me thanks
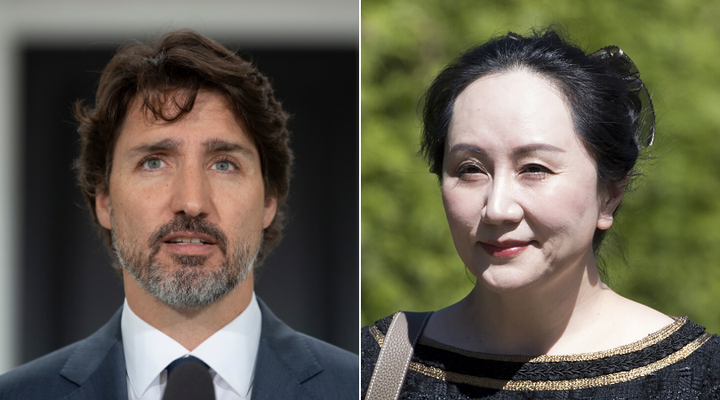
[415,316,687,363]
[370,324,386,347]
[406,333,711,391]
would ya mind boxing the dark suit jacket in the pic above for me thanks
[0,299,358,399]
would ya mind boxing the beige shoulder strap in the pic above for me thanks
[365,311,432,400]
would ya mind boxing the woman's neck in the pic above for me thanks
[422,254,669,355]
[464,266,609,354]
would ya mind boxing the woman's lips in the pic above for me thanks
[479,241,532,258]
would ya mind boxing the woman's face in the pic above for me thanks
[442,70,619,294]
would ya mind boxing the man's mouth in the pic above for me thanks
[148,215,228,254]
[162,231,217,246]
[160,233,219,258]
[166,238,212,245]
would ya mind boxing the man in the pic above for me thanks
[0,30,357,399]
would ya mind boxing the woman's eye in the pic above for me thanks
[213,160,236,171]
[458,164,482,174]
[143,158,164,169]
[522,164,551,174]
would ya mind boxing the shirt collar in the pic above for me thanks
[192,294,262,396]
[121,293,262,398]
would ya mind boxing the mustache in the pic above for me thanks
[147,214,228,254]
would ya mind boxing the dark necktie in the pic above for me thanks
[166,355,210,377]
[163,356,215,400]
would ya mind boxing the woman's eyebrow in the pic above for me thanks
[447,143,565,156]
[447,143,487,155]
[513,143,565,155]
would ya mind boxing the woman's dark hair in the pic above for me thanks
[420,28,655,253]
[75,29,292,270]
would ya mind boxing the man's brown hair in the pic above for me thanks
[74,29,292,271]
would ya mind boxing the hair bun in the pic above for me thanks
[590,46,656,149]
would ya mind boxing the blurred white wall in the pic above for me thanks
[0,0,357,374]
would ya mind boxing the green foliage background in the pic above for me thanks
[361,0,720,332]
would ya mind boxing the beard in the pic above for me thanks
[112,213,261,310]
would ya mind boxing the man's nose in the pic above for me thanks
[171,165,212,218]
[481,177,523,225]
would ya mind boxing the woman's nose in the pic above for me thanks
[481,177,523,225]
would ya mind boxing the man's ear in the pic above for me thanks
[96,191,113,230]
[597,180,626,230]
[262,196,278,229]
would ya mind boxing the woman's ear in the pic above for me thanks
[597,180,626,230]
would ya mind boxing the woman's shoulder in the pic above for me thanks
[361,313,396,397]
[669,320,720,395]
[361,315,397,365]
[363,315,720,398]
[361,311,432,354]
[683,321,720,369]
[362,313,395,339]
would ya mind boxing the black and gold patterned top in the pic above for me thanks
[361,314,720,399]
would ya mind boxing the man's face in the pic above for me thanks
[95,89,277,309]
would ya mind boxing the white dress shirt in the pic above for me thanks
[121,293,262,400]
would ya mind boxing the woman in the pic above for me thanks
[362,29,720,399]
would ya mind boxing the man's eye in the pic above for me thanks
[213,160,235,171]
[143,158,164,169]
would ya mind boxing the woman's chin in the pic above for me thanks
[474,267,545,295]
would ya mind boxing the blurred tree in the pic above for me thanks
[361,0,720,334]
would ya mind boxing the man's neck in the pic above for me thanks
[123,269,254,351]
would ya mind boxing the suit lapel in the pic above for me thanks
[59,308,128,400]
[53,300,325,399]
[253,299,323,400]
